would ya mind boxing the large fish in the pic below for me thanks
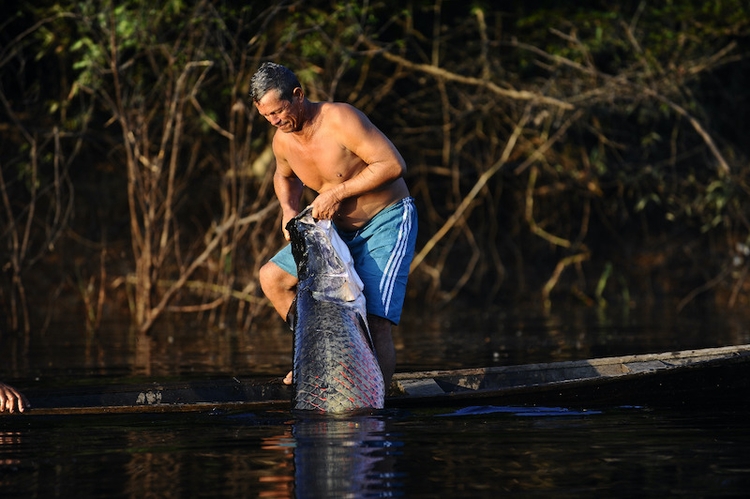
[287,207,385,412]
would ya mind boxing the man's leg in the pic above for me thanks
[259,261,298,321]
[340,197,415,391]
[368,315,396,389]
[259,261,298,385]
[261,261,398,389]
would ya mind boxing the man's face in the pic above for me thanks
[255,89,300,133]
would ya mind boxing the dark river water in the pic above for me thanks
[2,405,749,498]
[2,299,750,497]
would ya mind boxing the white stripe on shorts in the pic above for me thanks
[379,199,414,317]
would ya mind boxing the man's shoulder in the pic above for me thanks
[271,130,293,164]
[319,102,370,134]
[320,100,356,111]
[320,101,365,120]
[271,128,286,148]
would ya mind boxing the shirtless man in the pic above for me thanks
[250,62,417,388]
[0,382,28,413]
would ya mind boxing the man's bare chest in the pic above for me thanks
[282,138,363,188]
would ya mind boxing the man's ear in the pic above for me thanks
[293,87,304,101]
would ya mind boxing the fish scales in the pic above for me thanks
[293,296,384,412]
[287,208,385,413]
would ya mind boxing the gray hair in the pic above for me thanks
[249,62,302,103]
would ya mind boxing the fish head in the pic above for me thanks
[287,207,346,279]
[287,207,365,304]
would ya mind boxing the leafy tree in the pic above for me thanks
[3,0,750,335]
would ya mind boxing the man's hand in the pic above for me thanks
[281,218,292,241]
[0,383,28,414]
[311,189,342,221]
[281,208,300,241]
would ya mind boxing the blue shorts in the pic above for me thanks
[271,197,417,324]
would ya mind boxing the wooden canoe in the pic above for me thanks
[7,344,750,416]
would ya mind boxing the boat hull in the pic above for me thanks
[6,344,750,416]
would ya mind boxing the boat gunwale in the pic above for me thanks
[6,344,750,416]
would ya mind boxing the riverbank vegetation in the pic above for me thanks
[2,0,749,334]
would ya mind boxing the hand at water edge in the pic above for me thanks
[0,382,29,413]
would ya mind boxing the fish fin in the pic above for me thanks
[358,312,376,353]
[285,296,298,332]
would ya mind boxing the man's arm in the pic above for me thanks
[312,104,406,220]
[272,148,304,241]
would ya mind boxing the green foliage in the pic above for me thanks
[4,0,750,328]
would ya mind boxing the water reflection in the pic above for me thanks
[258,432,295,498]
[259,413,401,498]
[396,299,750,371]
[2,406,750,497]
[0,431,22,469]
[437,405,603,417]
[3,299,750,384]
